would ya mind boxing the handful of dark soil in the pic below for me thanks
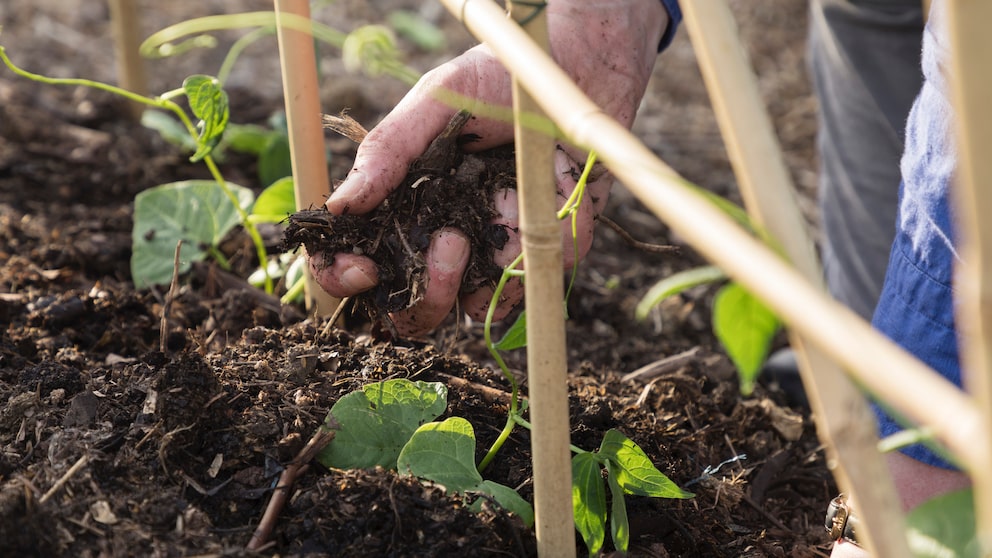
[283,111,513,323]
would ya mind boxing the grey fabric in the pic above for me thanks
[808,0,925,320]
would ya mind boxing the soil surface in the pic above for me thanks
[0,1,835,557]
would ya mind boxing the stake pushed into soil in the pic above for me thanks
[506,2,576,557]
[274,0,339,317]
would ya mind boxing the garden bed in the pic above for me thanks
[0,0,832,556]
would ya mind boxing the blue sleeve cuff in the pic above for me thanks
[658,0,682,52]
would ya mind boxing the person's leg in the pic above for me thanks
[767,0,925,406]
[808,0,924,321]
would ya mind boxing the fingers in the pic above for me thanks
[390,229,471,336]
[310,252,379,298]
[326,46,515,216]
[461,189,524,322]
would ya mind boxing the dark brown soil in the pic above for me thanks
[0,1,834,557]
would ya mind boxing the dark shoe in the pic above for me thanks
[762,348,809,409]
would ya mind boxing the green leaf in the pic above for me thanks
[183,75,229,162]
[398,417,534,527]
[317,379,447,470]
[397,417,482,492]
[131,180,253,288]
[599,429,693,499]
[495,310,528,351]
[635,266,726,321]
[258,133,292,187]
[141,110,197,152]
[572,453,607,557]
[906,489,979,558]
[478,480,535,527]
[605,461,630,554]
[251,177,296,223]
[388,10,447,51]
[712,282,781,395]
[223,123,272,155]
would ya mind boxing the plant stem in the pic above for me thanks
[512,414,586,455]
[203,156,274,292]
[478,253,525,473]
[478,153,598,472]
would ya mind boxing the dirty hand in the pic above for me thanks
[312,0,668,336]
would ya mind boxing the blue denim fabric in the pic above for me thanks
[871,2,961,470]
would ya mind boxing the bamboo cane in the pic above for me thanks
[438,0,985,474]
[107,0,147,119]
[680,1,907,554]
[945,0,992,552]
[274,0,339,317]
[505,3,575,556]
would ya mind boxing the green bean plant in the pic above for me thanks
[0,10,432,297]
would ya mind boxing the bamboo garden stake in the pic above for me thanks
[680,1,907,554]
[946,0,992,551]
[506,2,575,556]
[439,0,985,481]
[274,0,338,316]
[107,0,147,119]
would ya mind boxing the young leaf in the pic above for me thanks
[495,310,528,351]
[131,180,254,288]
[572,452,607,556]
[141,110,197,152]
[258,133,292,187]
[712,282,781,395]
[317,379,447,470]
[635,266,726,321]
[397,417,483,492]
[183,75,229,162]
[478,480,535,527]
[906,489,978,558]
[605,461,631,554]
[599,429,693,499]
[223,123,272,155]
[251,177,296,224]
[398,417,534,526]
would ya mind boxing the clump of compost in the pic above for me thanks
[283,111,513,324]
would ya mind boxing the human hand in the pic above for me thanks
[312,0,668,336]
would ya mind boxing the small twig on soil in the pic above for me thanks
[435,372,515,405]
[597,214,680,254]
[320,296,351,338]
[160,239,183,353]
[246,421,339,551]
[621,346,701,382]
[39,453,88,504]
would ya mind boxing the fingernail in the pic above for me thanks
[328,170,367,211]
[429,230,470,273]
[340,265,376,292]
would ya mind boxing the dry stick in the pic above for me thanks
[160,239,183,353]
[274,0,339,317]
[246,425,337,551]
[107,0,147,119]
[621,347,700,383]
[505,3,575,557]
[945,0,992,550]
[438,0,985,476]
[39,454,89,505]
[597,214,679,254]
[680,1,906,554]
